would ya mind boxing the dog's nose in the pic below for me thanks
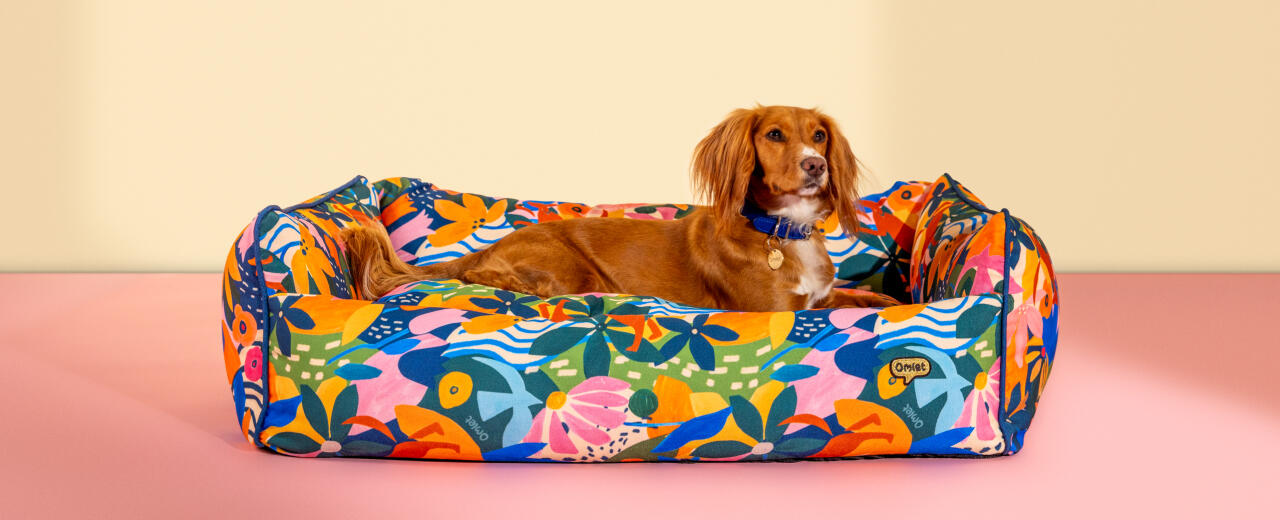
[801,157,827,177]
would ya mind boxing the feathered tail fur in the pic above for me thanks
[341,225,473,299]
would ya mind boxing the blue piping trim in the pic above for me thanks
[248,205,276,448]
[999,208,1014,454]
[941,172,997,215]
[248,175,370,445]
[910,173,999,304]
[933,173,1016,453]
[281,175,368,213]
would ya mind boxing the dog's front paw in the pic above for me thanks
[824,289,903,308]
[851,292,903,308]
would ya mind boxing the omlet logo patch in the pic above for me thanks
[901,404,926,429]
[888,357,931,385]
[464,415,490,442]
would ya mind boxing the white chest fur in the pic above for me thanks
[768,198,833,309]
[771,198,823,223]
[787,239,834,309]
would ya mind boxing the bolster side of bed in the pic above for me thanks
[907,174,1064,455]
[998,211,1059,454]
[221,176,384,447]
[221,217,273,447]
[908,174,1004,304]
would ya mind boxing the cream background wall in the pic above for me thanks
[4,1,1277,272]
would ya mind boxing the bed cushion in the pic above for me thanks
[221,174,1058,461]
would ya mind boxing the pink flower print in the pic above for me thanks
[348,349,432,435]
[523,377,630,454]
[244,347,263,382]
[826,307,878,330]
[788,308,875,430]
[962,245,1003,295]
[1007,289,1045,368]
[788,348,867,432]
[408,308,468,335]
[956,363,1000,438]
[953,363,1003,453]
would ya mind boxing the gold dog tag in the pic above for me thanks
[767,248,784,270]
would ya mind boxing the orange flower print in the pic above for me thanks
[231,304,257,347]
[289,225,337,295]
[885,183,923,216]
[428,194,509,247]
[555,202,590,219]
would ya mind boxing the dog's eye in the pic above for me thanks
[814,130,826,143]
[766,129,784,142]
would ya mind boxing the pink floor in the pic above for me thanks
[1,273,1276,517]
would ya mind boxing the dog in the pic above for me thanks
[342,105,899,311]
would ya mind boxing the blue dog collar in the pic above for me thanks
[740,204,815,240]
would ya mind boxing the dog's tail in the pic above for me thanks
[340,225,472,299]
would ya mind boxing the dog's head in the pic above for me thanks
[692,105,859,235]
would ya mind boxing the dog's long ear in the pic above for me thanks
[819,112,860,237]
[692,108,758,232]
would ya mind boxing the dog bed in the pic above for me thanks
[221,174,1058,461]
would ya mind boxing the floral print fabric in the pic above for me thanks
[221,174,1058,460]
